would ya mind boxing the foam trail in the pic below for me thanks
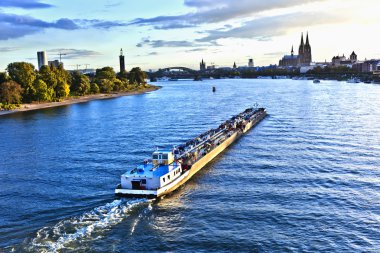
[26,198,148,253]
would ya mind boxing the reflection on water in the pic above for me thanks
[1,79,380,252]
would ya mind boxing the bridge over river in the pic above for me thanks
[149,67,199,79]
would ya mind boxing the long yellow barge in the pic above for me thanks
[115,107,267,198]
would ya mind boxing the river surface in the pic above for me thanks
[1,79,380,252]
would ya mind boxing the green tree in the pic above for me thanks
[53,64,71,99]
[0,72,9,84]
[98,79,114,93]
[7,62,37,102]
[117,71,128,82]
[71,71,91,96]
[39,65,57,90]
[93,67,118,93]
[90,82,100,94]
[128,67,147,85]
[95,67,116,81]
[113,79,125,92]
[34,79,53,102]
[56,81,70,98]
[0,81,23,105]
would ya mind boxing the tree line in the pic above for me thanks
[0,62,148,109]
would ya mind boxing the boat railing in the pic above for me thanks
[151,108,265,170]
[178,129,227,158]
[177,110,263,159]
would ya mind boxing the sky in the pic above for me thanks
[0,0,379,71]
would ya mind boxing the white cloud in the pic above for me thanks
[130,0,327,29]
[197,11,348,42]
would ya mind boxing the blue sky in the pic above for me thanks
[0,0,379,71]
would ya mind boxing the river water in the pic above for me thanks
[1,79,380,252]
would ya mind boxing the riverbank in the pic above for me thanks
[0,85,161,116]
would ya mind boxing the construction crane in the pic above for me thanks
[57,53,67,63]
[66,64,82,71]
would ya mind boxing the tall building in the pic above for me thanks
[48,60,60,68]
[37,51,47,70]
[233,62,237,69]
[200,59,206,71]
[119,48,126,73]
[248,59,254,67]
[279,32,312,67]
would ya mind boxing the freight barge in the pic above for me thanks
[115,107,267,198]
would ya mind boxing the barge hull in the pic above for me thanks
[116,110,267,198]
[159,110,267,197]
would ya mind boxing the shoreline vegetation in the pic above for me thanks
[0,61,154,114]
[0,85,160,116]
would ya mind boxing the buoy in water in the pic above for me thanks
[212,86,216,92]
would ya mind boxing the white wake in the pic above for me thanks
[26,198,149,252]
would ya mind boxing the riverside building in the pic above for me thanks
[37,51,47,70]
[279,33,312,67]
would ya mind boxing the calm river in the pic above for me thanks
[1,79,380,252]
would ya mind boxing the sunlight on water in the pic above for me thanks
[130,204,153,236]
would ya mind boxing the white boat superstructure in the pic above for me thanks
[115,107,267,198]
[347,78,360,83]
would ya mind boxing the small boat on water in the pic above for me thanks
[115,107,267,198]
[347,78,360,83]
[212,86,216,92]
[313,79,321,83]
[157,77,170,82]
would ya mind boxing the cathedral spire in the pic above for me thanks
[291,45,294,55]
[300,32,304,46]
[306,32,310,46]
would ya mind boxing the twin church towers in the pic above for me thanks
[279,32,312,67]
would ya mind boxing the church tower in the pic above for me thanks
[119,48,126,73]
[298,33,305,64]
[200,59,206,71]
[303,32,312,65]
[350,51,357,62]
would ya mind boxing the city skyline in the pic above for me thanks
[0,0,379,71]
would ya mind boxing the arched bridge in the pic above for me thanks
[149,66,199,79]
[160,67,196,73]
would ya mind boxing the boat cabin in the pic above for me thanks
[152,150,174,165]
[120,150,182,191]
